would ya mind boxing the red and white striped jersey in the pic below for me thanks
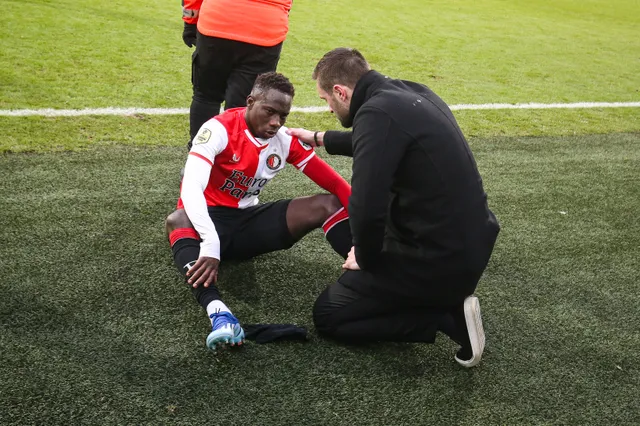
[178,108,316,210]
[178,107,351,260]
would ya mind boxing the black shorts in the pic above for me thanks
[209,200,295,261]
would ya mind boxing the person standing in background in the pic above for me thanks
[182,0,293,149]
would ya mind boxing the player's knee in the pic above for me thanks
[165,209,192,234]
[314,194,342,224]
[325,194,342,217]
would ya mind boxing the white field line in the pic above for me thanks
[1,102,639,117]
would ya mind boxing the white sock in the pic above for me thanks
[206,300,231,319]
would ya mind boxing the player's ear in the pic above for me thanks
[246,96,255,109]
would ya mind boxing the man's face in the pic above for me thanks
[316,81,351,128]
[245,89,292,139]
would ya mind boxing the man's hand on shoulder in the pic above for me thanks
[286,128,324,147]
[186,256,220,288]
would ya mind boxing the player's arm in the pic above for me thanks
[286,135,351,209]
[180,122,228,287]
[298,154,351,210]
[180,156,220,288]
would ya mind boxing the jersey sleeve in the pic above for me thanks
[286,134,316,170]
[300,155,351,210]
[190,118,229,162]
[180,119,229,260]
[182,0,202,24]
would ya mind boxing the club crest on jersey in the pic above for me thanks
[194,128,211,145]
[298,139,313,151]
[266,153,282,170]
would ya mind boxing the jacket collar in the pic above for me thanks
[345,70,389,127]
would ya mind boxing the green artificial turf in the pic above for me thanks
[1,134,638,424]
[1,0,639,423]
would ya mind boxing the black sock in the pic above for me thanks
[171,237,222,309]
[325,219,352,259]
[171,237,200,278]
[192,286,222,310]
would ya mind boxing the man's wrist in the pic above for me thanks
[314,131,325,146]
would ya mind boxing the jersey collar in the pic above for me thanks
[244,129,271,148]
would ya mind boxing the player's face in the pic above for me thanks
[317,81,351,128]
[246,89,292,139]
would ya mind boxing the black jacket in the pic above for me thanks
[324,70,499,274]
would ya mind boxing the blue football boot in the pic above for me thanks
[206,312,245,351]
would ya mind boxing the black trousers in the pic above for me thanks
[189,32,283,145]
[313,255,482,343]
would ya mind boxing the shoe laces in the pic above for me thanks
[210,311,238,330]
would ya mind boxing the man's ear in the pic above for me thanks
[246,95,255,109]
[333,85,348,102]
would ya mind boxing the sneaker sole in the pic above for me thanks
[455,296,485,368]
[206,325,245,351]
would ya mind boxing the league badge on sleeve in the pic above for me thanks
[298,139,313,151]
[195,128,212,145]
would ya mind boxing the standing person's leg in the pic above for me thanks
[224,42,283,110]
[189,34,234,147]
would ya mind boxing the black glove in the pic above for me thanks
[182,23,197,48]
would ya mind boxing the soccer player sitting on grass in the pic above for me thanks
[165,72,352,351]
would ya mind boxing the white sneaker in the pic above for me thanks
[454,296,485,367]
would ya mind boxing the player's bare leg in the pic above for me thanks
[286,194,352,258]
[165,209,193,234]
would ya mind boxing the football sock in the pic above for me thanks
[169,229,200,278]
[206,300,231,318]
[323,208,352,259]
[170,228,223,309]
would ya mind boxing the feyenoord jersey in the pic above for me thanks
[177,108,316,209]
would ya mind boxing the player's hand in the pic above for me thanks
[286,128,324,147]
[182,23,197,48]
[342,247,361,271]
[186,256,220,288]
